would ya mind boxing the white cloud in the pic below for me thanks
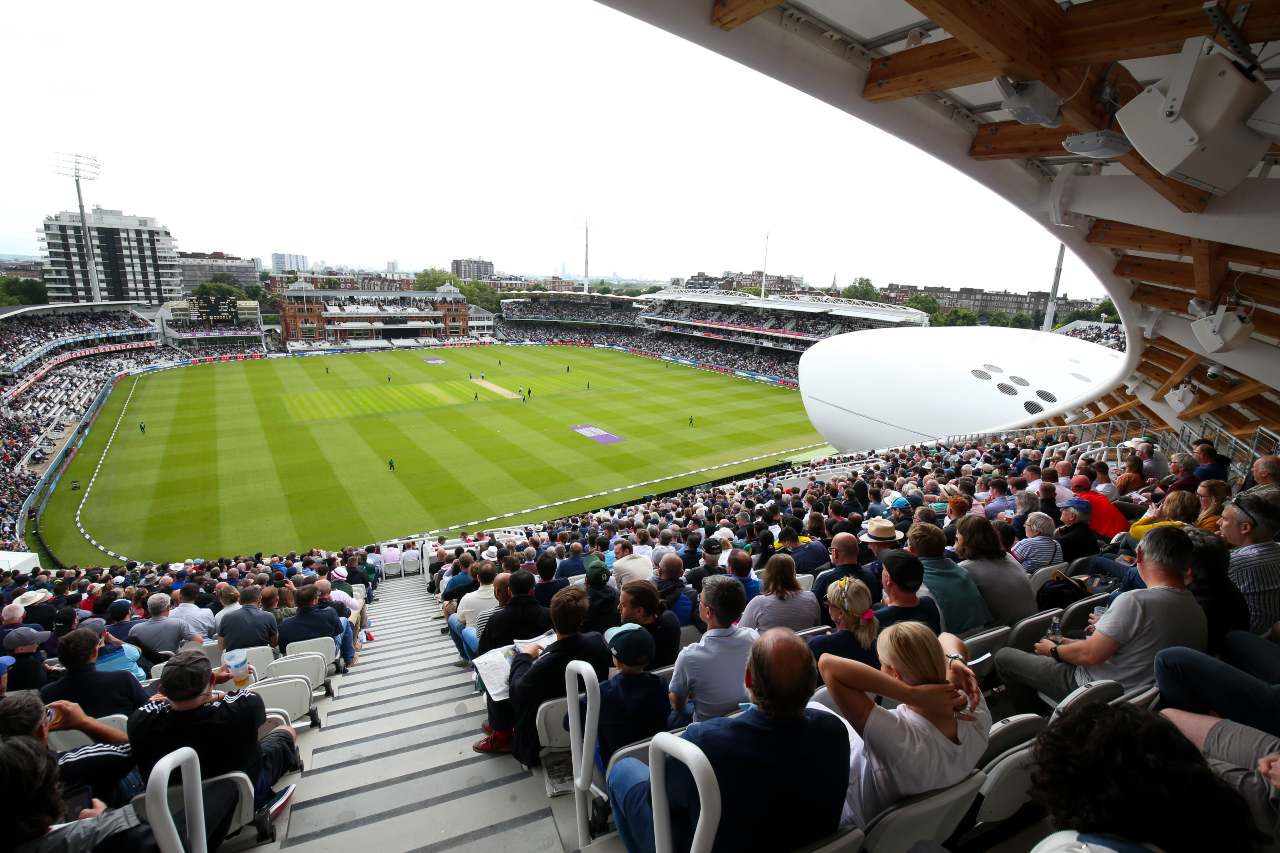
[0,0,1105,299]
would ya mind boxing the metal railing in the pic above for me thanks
[1173,419,1280,489]
[940,419,1152,450]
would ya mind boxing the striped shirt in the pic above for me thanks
[1011,535,1063,572]
[1228,542,1280,633]
[474,604,500,638]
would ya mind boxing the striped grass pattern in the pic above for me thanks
[41,346,820,564]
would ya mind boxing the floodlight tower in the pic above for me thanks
[583,220,589,294]
[1041,242,1066,332]
[55,153,103,302]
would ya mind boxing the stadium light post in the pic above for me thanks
[1041,242,1065,332]
[55,153,104,303]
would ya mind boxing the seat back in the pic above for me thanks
[535,697,572,751]
[48,728,93,751]
[1060,593,1111,635]
[383,556,404,578]
[796,625,831,642]
[975,746,1036,824]
[1115,683,1160,709]
[1028,566,1057,595]
[1007,609,1063,653]
[978,714,1046,768]
[144,746,208,853]
[241,646,275,678]
[565,660,602,850]
[797,573,814,592]
[402,556,423,576]
[651,664,676,686]
[679,624,701,649]
[265,653,327,693]
[863,771,986,853]
[809,685,840,714]
[286,635,338,665]
[960,626,1010,680]
[247,676,314,725]
[1050,680,1125,722]
[650,732,721,853]
[795,828,865,853]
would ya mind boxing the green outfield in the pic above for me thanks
[39,346,822,565]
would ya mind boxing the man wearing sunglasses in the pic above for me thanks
[1219,487,1280,634]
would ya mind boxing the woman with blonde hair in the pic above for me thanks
[808,577,880,672]
[1195,479,1231,530]
[1129,489,1200,540]
[739,553,820,632]
[815,622,990,829]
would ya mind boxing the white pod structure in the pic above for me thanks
[798,326,1126,452]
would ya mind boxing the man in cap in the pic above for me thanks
[4,625,55,691]
[583,560,621,635]
[683,537,725,594]
[1056,498,1102,564]
[0,654,13,699]
[128,649,300,816]
[1069,474,1129,539]
[40,627,149,718]
[105,598,140,642]
[874,550,943,634]
[888,497,915,535]
[585,624,669,769]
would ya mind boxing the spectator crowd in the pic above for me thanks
[0,311,153,371]
[1058,322,1126,352]
[422,431,1280,851]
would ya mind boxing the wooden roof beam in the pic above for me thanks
[1086,221,1192,256]
[868,1,1280,102]
[969,121,1072,160]
[1178,379,1271,420]
[896,1,1209,211]
[1085,397,1145,423]
[1115,256,1280,311]
[1192,239,1229,302]
[1151,352,1199,399]
[711,0,783,30]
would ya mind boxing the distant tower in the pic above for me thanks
[831,273,838,294]
[583,220,589,294]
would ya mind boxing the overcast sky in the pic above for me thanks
[0,0,1105,299]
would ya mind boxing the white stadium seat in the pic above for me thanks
[863,771,986,853]
[284,635,338,668]
[1007,609,1063,653]
[1047,679,1126,721]
[265,651,333,697]
[247,675,319,728]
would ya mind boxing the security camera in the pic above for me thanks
[1206,363,1223,380]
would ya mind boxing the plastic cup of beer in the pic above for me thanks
[225,649,252,689]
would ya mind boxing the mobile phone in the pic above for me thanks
[63,785,92,816]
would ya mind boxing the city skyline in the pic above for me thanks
[2,0,1108,299]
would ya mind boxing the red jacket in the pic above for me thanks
[1076,490,1130,540]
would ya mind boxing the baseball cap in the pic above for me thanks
[702,537,723,555]
[1070,475,1092,491]
[905,493,924,507]
[585,562,610,584]
[0,656,14,677]
[108,599,133,620]
[881,550,925,593]
[605,623,655,667]
[890,497,911,510]
[159,649,214,701]
[78,618,107,637]
[332,567,348,581]
[3,626,51,650]
[1064,498,1091,513]
[52,607,78,630]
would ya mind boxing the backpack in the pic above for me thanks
[1035,570,1090,611]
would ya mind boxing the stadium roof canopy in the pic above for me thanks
[597,0,1280,436]
[648,286,929,322]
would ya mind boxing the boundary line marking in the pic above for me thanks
[75,376,140,561]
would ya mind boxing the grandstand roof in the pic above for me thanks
[0,301,144,322]
[648,286,928,322]
[598,0,1280,436]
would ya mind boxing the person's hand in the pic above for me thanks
[1258,754,1280,790]
[79,799,108,820]
[524,644,543,659]
[211,664,232,684]
[46,700,89,731]
[945,658,981,714]
[1085,613,1099,634]
[1033,639,1057,657]
[908,682,971,719]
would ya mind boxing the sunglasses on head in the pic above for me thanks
[1228,498,1260,527]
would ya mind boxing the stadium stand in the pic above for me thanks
[1055,322,1126,352]
[1,416,1278,851]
